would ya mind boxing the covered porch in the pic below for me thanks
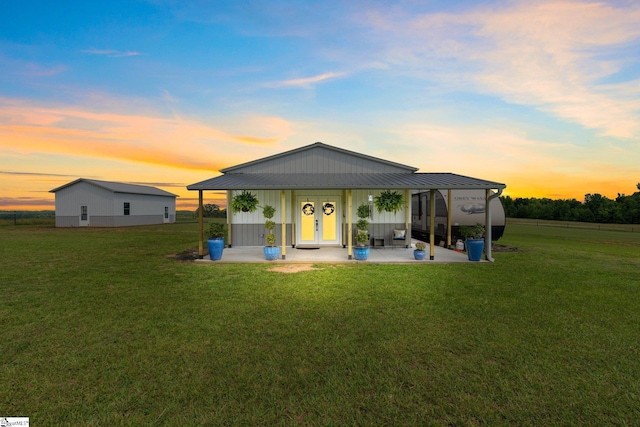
[187,142,506,262]
[195,241,473,264]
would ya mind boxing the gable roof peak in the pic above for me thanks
[220,141,418,174]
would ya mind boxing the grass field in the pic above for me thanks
[1,222,639,425]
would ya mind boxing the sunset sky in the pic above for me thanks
[2,0,639,210]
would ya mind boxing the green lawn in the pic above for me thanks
[1,222,639,425]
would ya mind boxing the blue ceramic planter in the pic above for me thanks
[207,238,225,261]
[414,250,426,260]
[264,246,281,260]
[353,246,370,260]
[465,238,484,261]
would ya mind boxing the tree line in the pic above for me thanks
[500,183,640,224]
[194,185,640,225]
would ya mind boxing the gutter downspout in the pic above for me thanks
[485,187,504,262]
[430,189,436,260]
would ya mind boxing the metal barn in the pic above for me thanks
[50,179,177,227]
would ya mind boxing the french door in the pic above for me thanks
[297,198,340,246]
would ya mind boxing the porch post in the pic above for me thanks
[227,190,232,248]
[485,189,492,262]
[405,189,410,248]
[447,189,452,248]
[281,190,287,260]
[290,190,295,247]
[198,190,204,258]
[429,189,436,260]
[347,189,353,260]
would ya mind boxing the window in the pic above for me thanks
[81,206,88,220]
[164,207,169,219]
[124,202,130,216]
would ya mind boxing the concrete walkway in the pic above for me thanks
[196,240,475,264]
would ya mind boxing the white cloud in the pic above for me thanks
[81,49,141,58]
[265,72,346,88]
[355,0,640,138]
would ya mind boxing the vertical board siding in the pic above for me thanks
[232,146,412,174]
[230,190,292,223]
[54,181,176,227]
[350,189,406,223]
[231,224,292,246]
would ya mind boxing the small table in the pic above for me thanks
[372,237,385,248]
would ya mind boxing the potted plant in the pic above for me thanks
[262,204,280,260]
[414,242,426,260]
[207,221,226,261]
[231,190,259,213]
[353,203,370,260]
[460,223,485,261]
[374,190,404,214]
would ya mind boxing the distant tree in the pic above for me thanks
[194,204,225,218]
[499,196,516,217]
[584,193,616,223]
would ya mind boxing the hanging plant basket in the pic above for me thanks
[374,190,404,214]
[231,190,259,213]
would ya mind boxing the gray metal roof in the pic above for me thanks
[221,142,418,174]
[187,173,505,191]
[50,178,178,197]
[187,142,505,191]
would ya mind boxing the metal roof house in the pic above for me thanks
[50,179,178,227]
[187,142,506,261]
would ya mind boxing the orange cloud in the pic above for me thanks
[0,98,293,172]
[232,136,280,145]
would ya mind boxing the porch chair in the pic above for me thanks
[391,228,408,249]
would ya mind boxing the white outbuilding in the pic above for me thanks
[50,178,177,227]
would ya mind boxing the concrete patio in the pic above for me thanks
[196,240,476,263]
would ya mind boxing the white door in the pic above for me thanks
[79,205,89,227]
[296,198,340,246]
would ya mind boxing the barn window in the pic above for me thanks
[81,206,88,220]
[124,202,130,215]
[164,207,169,219]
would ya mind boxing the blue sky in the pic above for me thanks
[1,0,639,209]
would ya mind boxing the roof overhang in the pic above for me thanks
[187,173,506,191]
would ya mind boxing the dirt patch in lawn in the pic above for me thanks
[268,264,322,273]
[171,247,200,261]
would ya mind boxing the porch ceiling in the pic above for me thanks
[187,172,506,191]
